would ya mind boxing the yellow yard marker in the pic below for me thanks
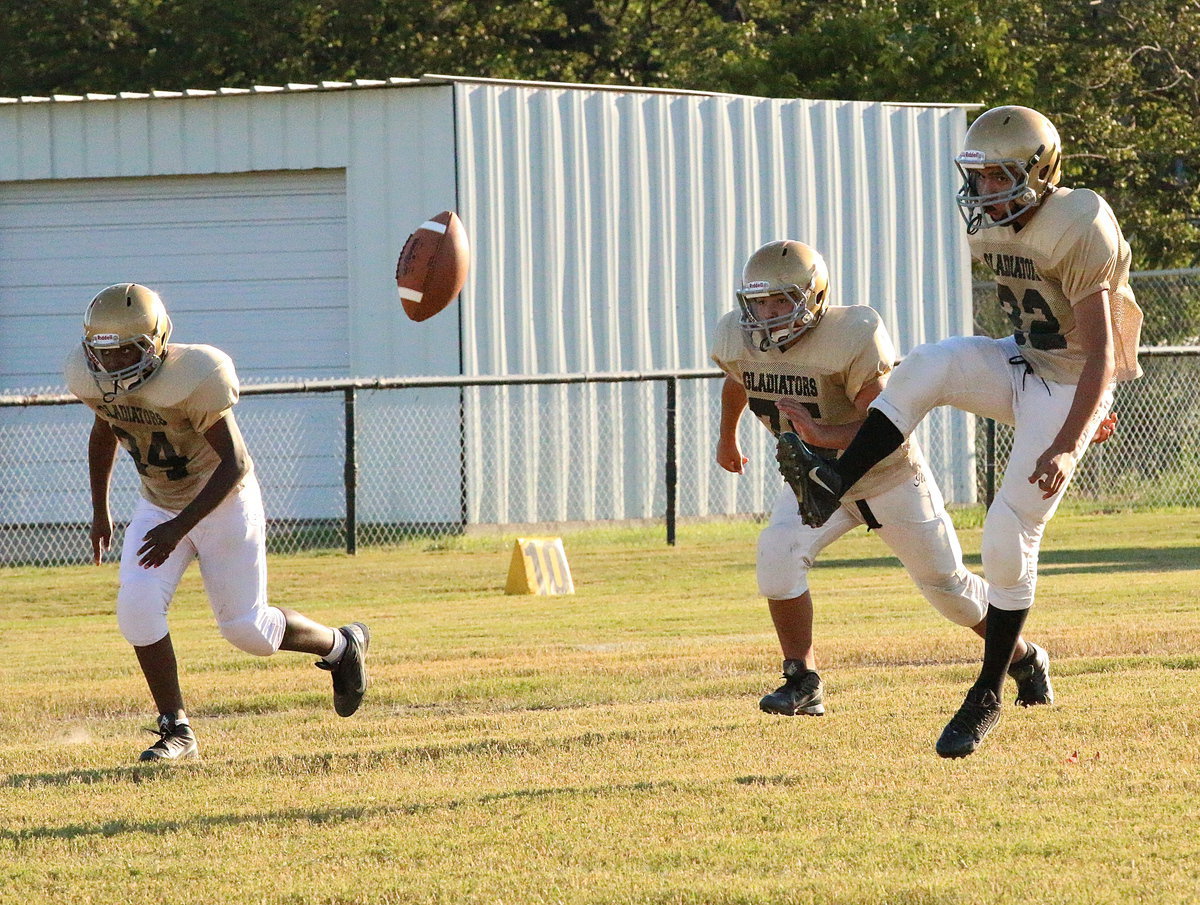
[505,537,575,595]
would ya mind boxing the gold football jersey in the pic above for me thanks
[711,305,921,500]
[66,343,248,511]
[969,186,1143,385]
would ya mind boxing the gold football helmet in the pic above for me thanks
[736,240,830,350]
[955,105,1062,233]
[82,283,173,398]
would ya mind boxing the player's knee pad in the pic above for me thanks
[897,514,988,627]
[218,607,285,657]
[915,568,988,627]
[756,523,812,600]
[116,574,172,647]
[981,496,1039,610]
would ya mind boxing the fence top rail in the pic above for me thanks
[5,347,1198,407]
[1130,268,1200,279]
[0,368,727,407]
[976,268,1200,285]
[1139,346,1200,357]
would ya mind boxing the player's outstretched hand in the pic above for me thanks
[1091,411,1118,444]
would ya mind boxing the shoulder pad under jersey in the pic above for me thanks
[64,345,102,401]
[140,343,240,412]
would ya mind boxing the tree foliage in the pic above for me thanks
[0,1,750,92]
[1025,0,1200,269]
[1,0,1196,268]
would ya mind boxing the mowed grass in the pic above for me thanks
[2,510,1199,905]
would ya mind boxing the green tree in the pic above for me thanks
[711,0,1037,104]
[705,0,1200,269]
[0,1,751,94]
[1021,0,1200,269]
[1,0,1196,268]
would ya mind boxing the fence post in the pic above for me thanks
[665,377,678,546]
[985,417,996,509]
[459,386,468,531]
[344,387,358,555]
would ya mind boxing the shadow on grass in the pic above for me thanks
[818,544,1199,576]
[0,778,684,843]
[1,727,660,793]
[733,774,804,787]
[1061,655,1200,675]
[1,763,197,789]
[0,802,419,842]
[1032,545,1200,576]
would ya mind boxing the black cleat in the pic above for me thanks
[139,714,199,762]
[776,432,842,528]
[759,660,825,716]
[1008,641,1054,707]
[936,686,1001,759]
[316,623,370,717]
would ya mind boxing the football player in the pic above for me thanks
[713,240,1053,720]
[776,105,1142,757]
[66,284,371,762]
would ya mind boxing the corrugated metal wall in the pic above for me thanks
[0,169,352,525]
[0,170,350,387]
[0,80,976,537]
[454,84,974,520]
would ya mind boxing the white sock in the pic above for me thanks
[323,629,347,665]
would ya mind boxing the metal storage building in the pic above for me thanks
[0,75,975,551]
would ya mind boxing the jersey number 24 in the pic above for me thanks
[111,426,190,481]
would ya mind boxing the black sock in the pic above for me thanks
[832,408,905,490]
[976,605,1030,699]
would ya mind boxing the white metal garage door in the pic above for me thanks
[0,168,349,390]
[0,169,352,537]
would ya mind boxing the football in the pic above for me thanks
[395,211,470,322]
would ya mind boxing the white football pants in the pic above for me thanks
[757,457,989,628]
[870,334,1113,612]
[116,472,285,654]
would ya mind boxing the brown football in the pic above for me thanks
[395,210,470,322]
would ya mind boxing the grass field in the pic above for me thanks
[2,509,1199,904]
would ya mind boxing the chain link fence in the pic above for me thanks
[4,270,1198,566]
[974,348,1200,506]
[972,268,1200,506]
[0,374,728,566]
